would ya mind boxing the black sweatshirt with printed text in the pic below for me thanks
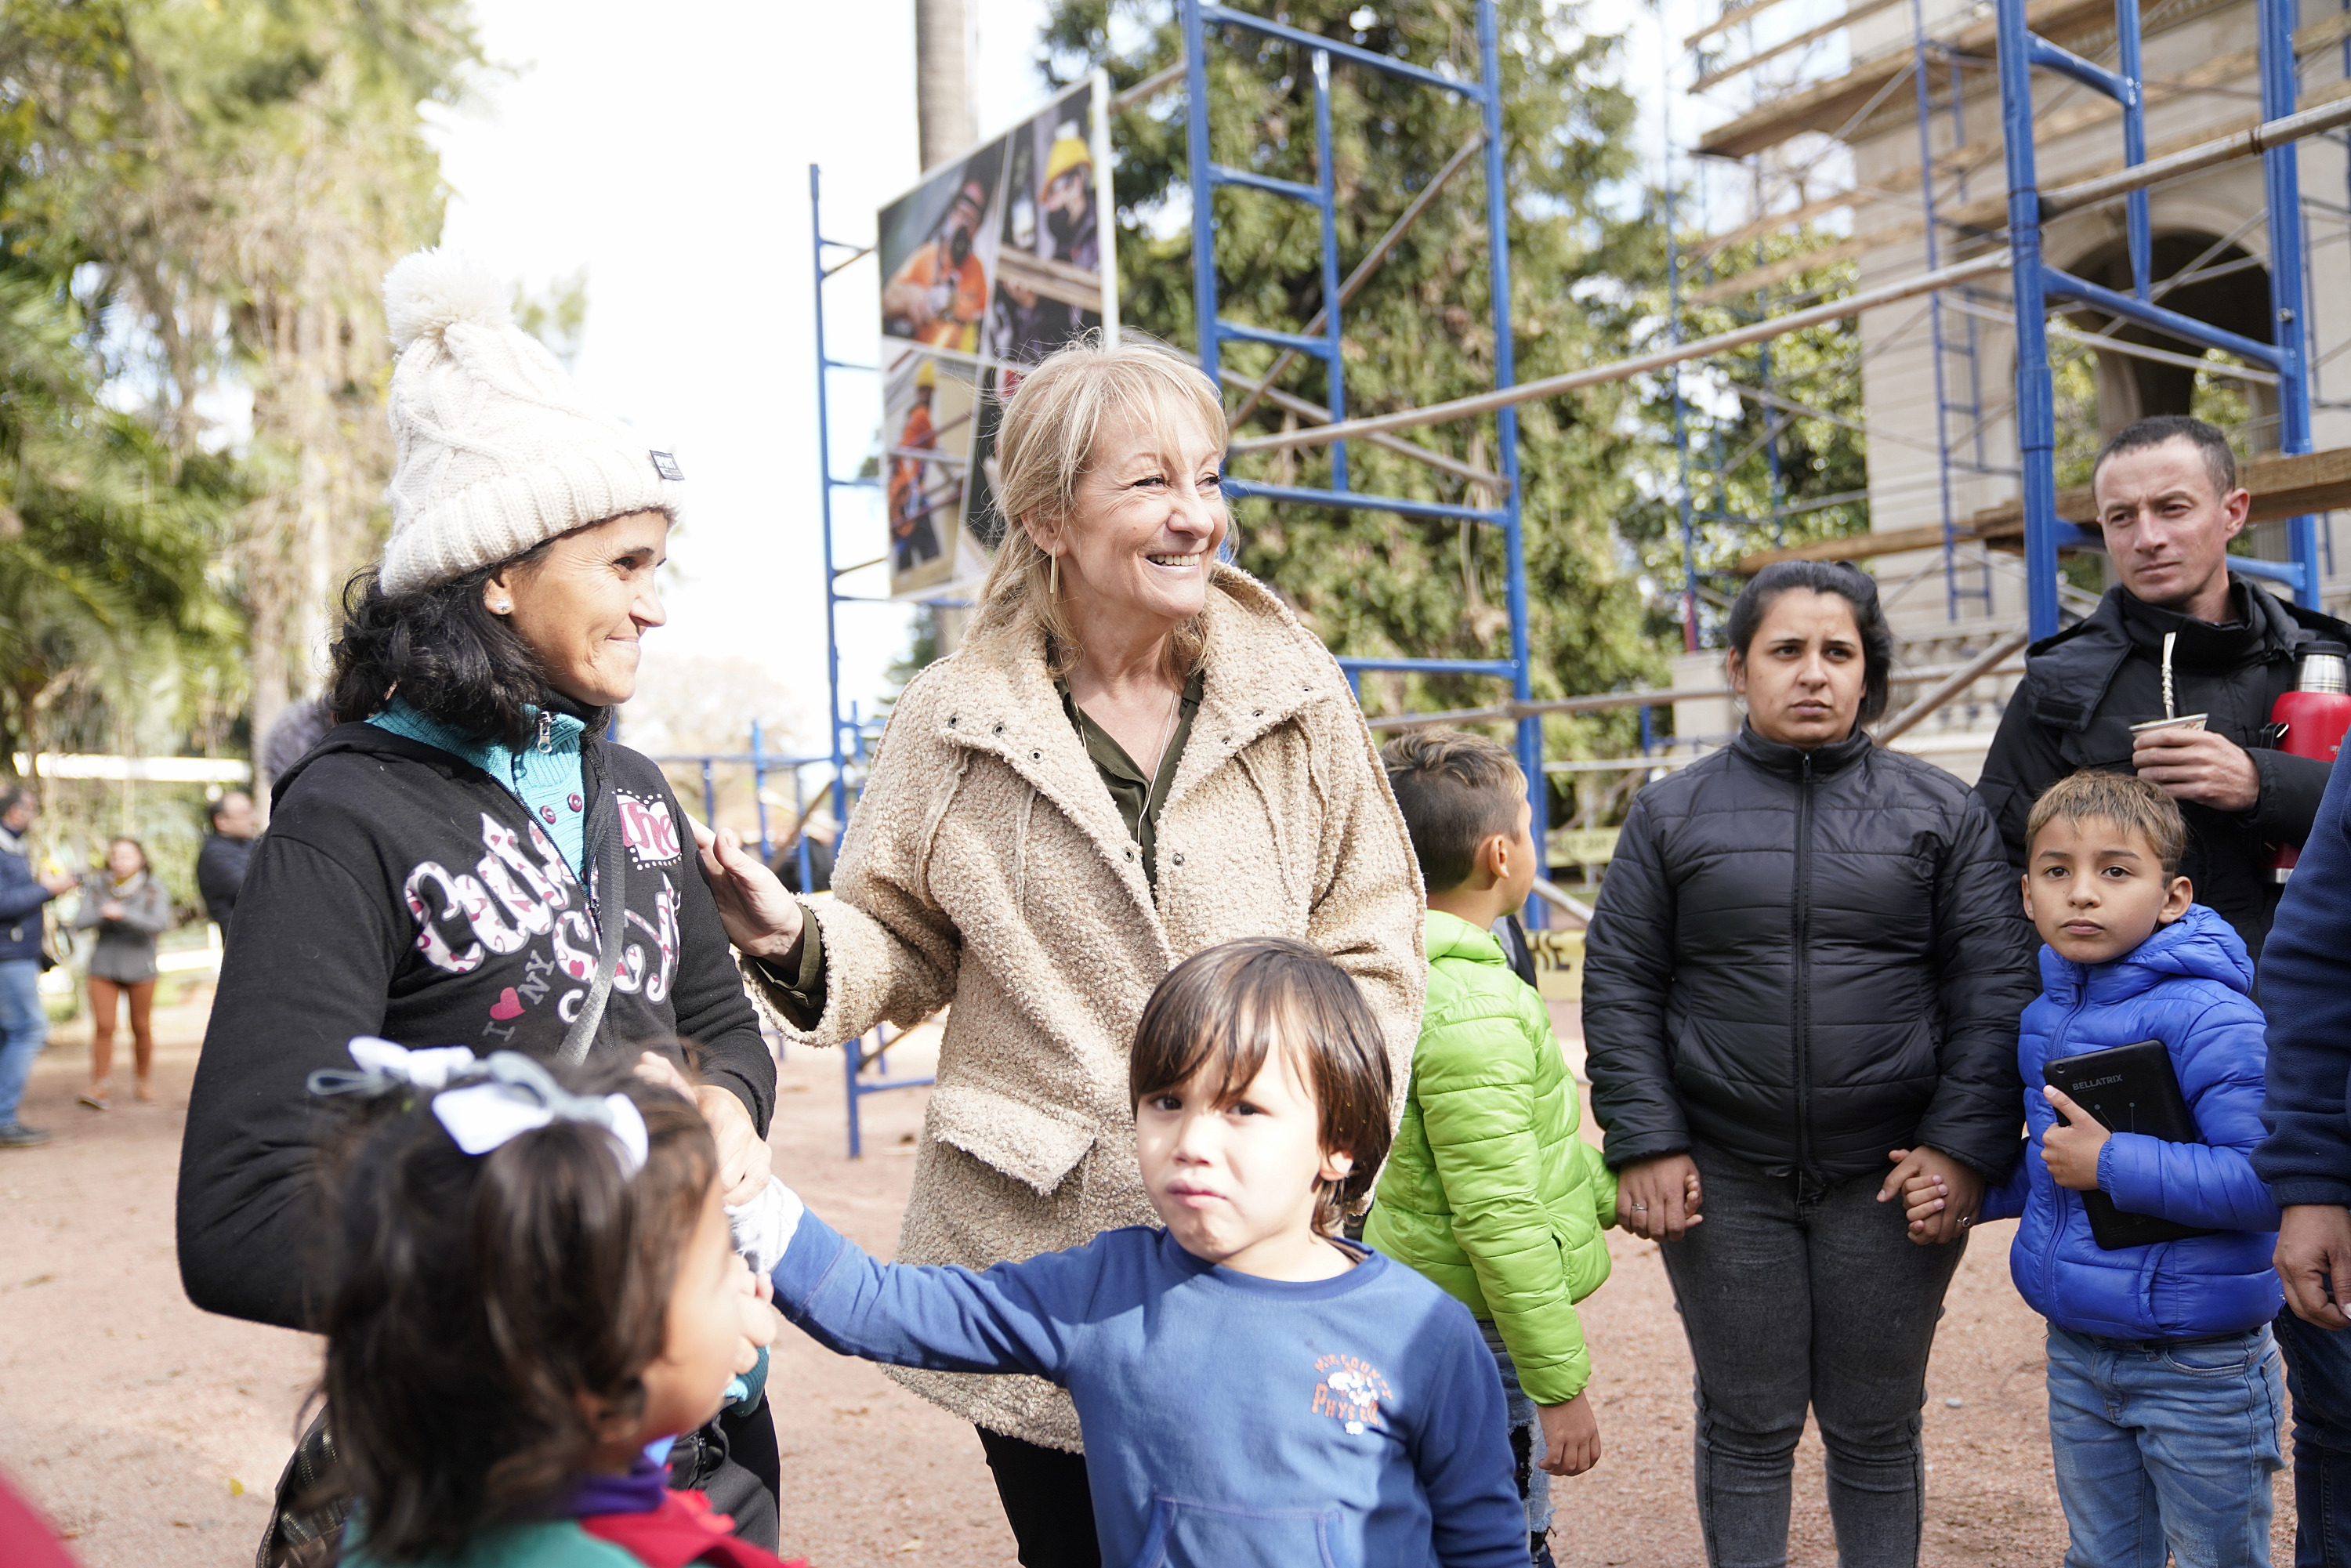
[176,722,773,1328]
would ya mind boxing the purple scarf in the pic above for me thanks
[569,1454,668,1519]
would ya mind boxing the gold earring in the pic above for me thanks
[1048,554,1059,597]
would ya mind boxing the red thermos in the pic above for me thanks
[2271,640,2351,881]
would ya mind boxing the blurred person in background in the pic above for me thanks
[766,808,837,896]
[1582,560,2035,1568]
[72,836,172,1110]
[195,789,257,932]
[257,696,335,800]
[0,788,77,1149]
[693,335,1424,1568]
[176,249,782,1559]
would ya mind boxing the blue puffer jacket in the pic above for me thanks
[1983,903,2281,1340]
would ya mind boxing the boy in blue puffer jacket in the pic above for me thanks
[1905,770,2283,1567]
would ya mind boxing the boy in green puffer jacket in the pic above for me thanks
[1366,731,1618,1568]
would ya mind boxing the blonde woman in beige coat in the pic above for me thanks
[695,337,1425,1565]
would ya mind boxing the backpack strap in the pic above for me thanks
[559,751,629,1067]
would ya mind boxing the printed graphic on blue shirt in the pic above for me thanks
[1311,1353,1393,1436]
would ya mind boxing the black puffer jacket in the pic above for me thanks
[1582,726,2038,1181]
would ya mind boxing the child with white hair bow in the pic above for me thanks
[301,1039,805,1568]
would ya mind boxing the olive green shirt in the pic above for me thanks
[763,672,1203,1029]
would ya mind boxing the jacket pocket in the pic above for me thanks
[1125,1496,1339,1568]
[927,1079,1099,1197]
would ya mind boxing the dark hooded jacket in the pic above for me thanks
[1976,576,2348,961]
[176,722,773,1328]
[1582,726,2038,1181]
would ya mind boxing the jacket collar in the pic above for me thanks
[2035,902,2255,1006]
[1729,720,1874,780]
[2114,579,2269,672]
[920,563,1349,902]
[1423,908,1506,966]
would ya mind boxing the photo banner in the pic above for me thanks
[878,71,1116,601]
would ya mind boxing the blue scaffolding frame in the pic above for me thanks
[809,164,935,1158]
[1180,0,1547,900]
[1999,0,2321,636]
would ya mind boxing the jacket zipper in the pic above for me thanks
[2040,976,2088,1309]
[1792,751,1815,1175]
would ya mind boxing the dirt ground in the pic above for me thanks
[0,993,2296,1566]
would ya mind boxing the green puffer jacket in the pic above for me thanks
[1364,910,1617,1405]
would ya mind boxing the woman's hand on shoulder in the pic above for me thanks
[1882,1146,1983,1245]
[691,820,805,961]
[1617,1154,1703,1241]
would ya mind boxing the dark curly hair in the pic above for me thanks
[1726,559,1897,726]
[325,543,586,749]
[310,1059,716,1563]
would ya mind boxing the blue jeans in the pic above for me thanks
[1479,1319,1554,1541]
[2045,1324,2284,1568]
[0,958,46,1126]
[2272,1306,2351,1567]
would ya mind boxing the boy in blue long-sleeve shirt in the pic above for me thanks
[730,939,1527,1568]
[1906,771,2283,1566]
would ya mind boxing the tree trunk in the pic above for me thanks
[914,0,975,171]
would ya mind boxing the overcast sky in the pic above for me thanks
[422,0,1776,751]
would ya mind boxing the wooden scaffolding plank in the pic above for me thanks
[1693,0,1907,92]
[1693,65,2351,303]
[1699,0,2142,159]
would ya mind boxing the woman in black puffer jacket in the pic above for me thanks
[1583,562,2034,1568]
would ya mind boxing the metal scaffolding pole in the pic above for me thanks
[1183,0,1546,910]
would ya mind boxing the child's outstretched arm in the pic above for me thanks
[733,1179,1089,1383]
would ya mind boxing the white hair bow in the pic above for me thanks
[307,1036,648,1179]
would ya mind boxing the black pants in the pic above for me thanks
[976,1426,1099,1567]
[1659,1143,1966,1568]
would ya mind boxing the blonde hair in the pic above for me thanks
[972,335,1229,680]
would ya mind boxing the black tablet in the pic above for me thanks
[2042,1038,2217,1251]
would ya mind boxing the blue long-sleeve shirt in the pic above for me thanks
[770,1210,1526,1568]
[1983,904,2281,1339]
[2255,745,2351,1208]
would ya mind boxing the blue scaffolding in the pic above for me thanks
[808,165,936,1158]
[1179,0,1548,895]
[1998,0,2322,638]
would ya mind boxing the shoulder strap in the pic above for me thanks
[559,751,629,1067]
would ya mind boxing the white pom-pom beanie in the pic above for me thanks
[376,248,685,595]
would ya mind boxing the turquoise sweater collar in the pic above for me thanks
[368,698,590,875]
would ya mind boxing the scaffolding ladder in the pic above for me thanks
[2000,0,2321,634]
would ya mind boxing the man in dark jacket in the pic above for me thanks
[2252,754,2351,1566]
[194,789,256,932]
[0,788,79,1148]
[1976,415,2349,963]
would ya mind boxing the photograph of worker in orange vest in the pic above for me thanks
[881,351,980,597]
[880,142,1002,356]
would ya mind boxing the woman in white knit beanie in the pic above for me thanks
[177,249,788,1557]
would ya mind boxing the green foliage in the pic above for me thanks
[516,270,592,373]
[0,0,479,781]
[1041,0,1674,776]
[1615,224,1871,647]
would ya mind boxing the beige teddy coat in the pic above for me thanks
[750,565,1425,1450]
